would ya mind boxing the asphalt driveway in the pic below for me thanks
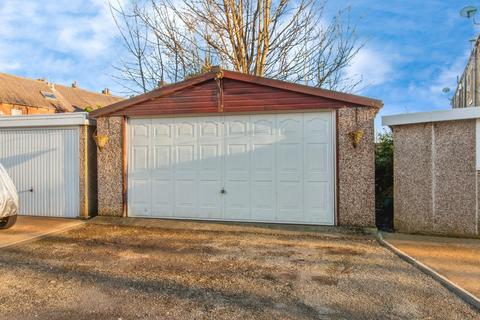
[0,220,477,319]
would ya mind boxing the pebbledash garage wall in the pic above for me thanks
[383,107,480,237]
[91,68,382,227]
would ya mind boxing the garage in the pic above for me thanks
[91,67,382,226]
[383,108,480,237]
[128,112,335,224]
[0,113,97,218]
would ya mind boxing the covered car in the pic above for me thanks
[0,162,18,228]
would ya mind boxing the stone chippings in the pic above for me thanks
[0,224,477,319]
[393,119,479,237]
[97,116,124,217]
[337,107,376,227]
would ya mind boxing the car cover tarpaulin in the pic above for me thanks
[0,163,18,218]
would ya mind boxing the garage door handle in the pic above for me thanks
[220,188,226,194]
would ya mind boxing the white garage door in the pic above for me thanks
[0,127,80,217]
[128,112,335,225]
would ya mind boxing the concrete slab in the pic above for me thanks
[383,233,480,299]
[90,216,368,238]
[0,216,84,248]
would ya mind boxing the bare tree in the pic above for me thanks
[110,0,363,94]
[110,1,150,94]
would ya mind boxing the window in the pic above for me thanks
[40,91,57,100]
[467,70,472,106]
[467,68,475,106]
[472,69,476,105]
[11,109,22,116]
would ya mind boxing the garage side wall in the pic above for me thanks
[393,119,479,237]
[79,125,98,218]
[393,124,433,233]
[79,126,88,218]
[337,107,376,227]
[97,117,124,216]
[88,126,98,216]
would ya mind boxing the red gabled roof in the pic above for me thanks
[90,67,382,118]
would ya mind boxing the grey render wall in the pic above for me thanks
[393,119,479,237]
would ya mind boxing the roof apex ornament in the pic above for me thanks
[214,67,224,112]
[214,68,224,80]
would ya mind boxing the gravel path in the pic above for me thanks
[0,223,477,319]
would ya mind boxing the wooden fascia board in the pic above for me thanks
[91,68,382,118]
[221,70,383,108]
[90,72,217,118]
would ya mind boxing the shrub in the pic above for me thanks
[375,130,393,229]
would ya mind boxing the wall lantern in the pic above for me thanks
[93,131,109,152]
[348,107,364,148]
[348,129,364,148]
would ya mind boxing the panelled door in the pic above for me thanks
[128,111,335,225]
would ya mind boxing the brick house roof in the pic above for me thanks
[0,73,123,112]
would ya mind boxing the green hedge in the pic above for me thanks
[375,131,393,229]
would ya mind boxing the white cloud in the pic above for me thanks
[0,0,118,59]
[428,50,470,95]
[345,46,395,88]
[397,50,470,111]
[0,0,124,94]
[55,3,119,58]
[0,61,21,72]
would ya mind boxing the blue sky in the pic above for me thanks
[328,0,480,130]
[0,0,479,132]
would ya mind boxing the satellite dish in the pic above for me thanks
[460,6,477,18]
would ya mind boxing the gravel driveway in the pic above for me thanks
[0,222,477,319]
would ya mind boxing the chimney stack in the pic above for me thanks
[102,88,110,95]
[71,81,78,88]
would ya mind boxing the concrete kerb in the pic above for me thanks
[376,232,480,311]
